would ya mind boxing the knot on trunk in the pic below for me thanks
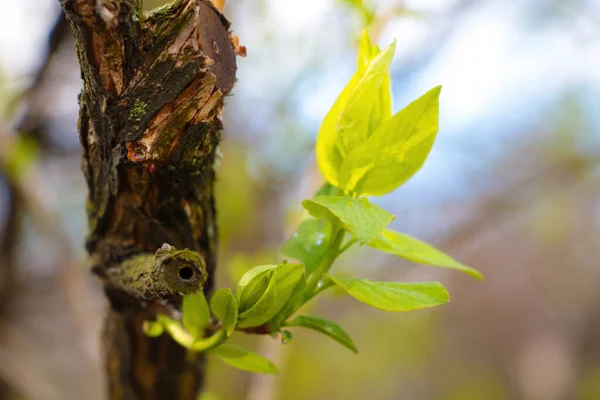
[103,243,207,301]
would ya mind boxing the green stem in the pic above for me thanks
[158,315,194,348]
[302,276,335,304]
[157,315,225,352]
[338,237,358,255]
[191,331,226,352]
[304,229,345,300]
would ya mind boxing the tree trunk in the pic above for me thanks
[59,1,238,398]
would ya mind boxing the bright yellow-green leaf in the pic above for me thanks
[328,276,449,311]
[339,86,442,196]
[210,288,238,337]
[209,345,279,375]
[284,315,358,353]
[237,264,304,329]
[337,42,395,160]
[302,195,394,244]
[357,30,377,71]
[182,292,210,339]
[369,229,483,280]
[316,31,395,188]
[142,320,164,338]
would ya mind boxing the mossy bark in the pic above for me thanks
[59,1,238,398]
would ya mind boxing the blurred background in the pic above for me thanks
[1,0,600,399]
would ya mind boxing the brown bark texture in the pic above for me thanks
[58,0,238,398]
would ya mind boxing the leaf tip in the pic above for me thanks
[262,360,280,375]
[471,269,485,281]
[459,263,484,281]
[440,285,451,303]
[430,85,442,97]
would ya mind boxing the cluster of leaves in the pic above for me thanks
[144,31,482,375]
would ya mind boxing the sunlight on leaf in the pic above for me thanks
[339,86,441,196]
[316,31,395,188]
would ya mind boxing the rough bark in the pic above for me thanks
[58,1,238,398]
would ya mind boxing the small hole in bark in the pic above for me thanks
[178,266,194,280]
[213,42,220,54]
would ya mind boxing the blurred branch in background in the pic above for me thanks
[14,11,70,149]
[0,131,102,399]
[14,12,72,149]
[443,152,599,252]
[0,336,62,400]
[0,180,18,316]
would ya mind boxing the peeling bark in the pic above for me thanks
[59,0,238,398]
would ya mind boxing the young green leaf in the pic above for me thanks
[209,345,279,375]
[339,86,442,196]
[284,315,358,353]
[143,320,164,338]
[283,218,332,275]
[237,264,305,329]
[210,288,238,337]
[182,291,210,339]
[236,264,278,302]
[328,276,449,311]
[302,195,394,244]
[238,267,276,312]
[237,272,278,329]
[369,229,483,280]
[268,273,306,332]
[316,32,395,188]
